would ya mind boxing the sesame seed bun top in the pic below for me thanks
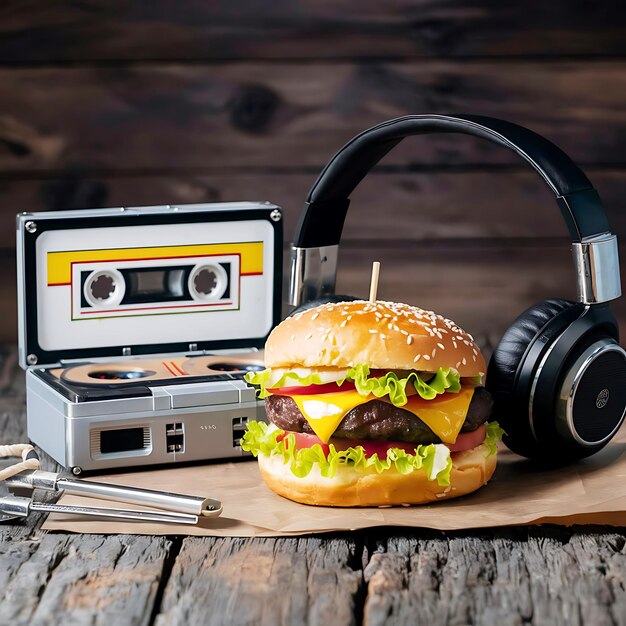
[265,300,485,376]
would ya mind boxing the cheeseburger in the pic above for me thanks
[243,300,502,506]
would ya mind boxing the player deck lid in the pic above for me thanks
[16,203,282,369]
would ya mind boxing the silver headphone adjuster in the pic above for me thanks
[572,233,621,304]
[289,245,339,307]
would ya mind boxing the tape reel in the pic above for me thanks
[188,263,229,302]
[80,260,235,311]
[83,269,126,308]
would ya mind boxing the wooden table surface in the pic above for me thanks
[1,350,625,626]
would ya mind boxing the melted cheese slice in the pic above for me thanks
[291,389,371,443]
[290,387,475,444]
[400,387,475,443]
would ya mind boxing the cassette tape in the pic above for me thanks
[16,202,282,473]
[77,253,240,317]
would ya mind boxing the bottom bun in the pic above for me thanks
[258,444,497,507]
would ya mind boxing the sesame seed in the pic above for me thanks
[462,357,467,365]
[400,329,408,335]
[431,348,437,357]
[472,355,477,362]
[305,333,312,340]
[340,320,348,328]
[380,333,387,339]
[413,354,422,362]
[369,329,377,334]
[407,336,413,345]
[311,312,319,320]
[452,341,458,348]
[290,335,295,341]
[423,354,431,361]
[437,342,445,350]
[455,361,461,368]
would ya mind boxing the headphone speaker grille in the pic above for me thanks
[572,350,626,444]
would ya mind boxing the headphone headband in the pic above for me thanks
[295,114,609,247]
[290,114,620,307]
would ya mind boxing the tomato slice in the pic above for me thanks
[330,437,419,456]
[277,431,330,456]
[268,381,356,396]
[276,423,488,457]
[447,424,487,453]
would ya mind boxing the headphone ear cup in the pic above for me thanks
[487,298,578,457]
[288,294,359,317]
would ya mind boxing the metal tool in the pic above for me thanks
[0,494,200,524]
[0,485,18,522]
[0,470,222,525]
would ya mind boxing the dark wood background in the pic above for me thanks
[2,1,626,346]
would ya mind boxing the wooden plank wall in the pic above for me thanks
[1,1,626,346]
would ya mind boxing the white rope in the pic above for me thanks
[0,444,40,480]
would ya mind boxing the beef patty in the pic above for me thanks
[266,386,493,444]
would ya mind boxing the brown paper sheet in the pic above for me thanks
[43,429,626,536]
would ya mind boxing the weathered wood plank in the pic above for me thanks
[148,528,626,626]
[4,169,626,249]
[0,258,19,346]
[0,347,26,435]
[0,62,625,171]
[0,534,173,626]
[154,536,363,626]
[1,0,624,62]
[362,528,626,626]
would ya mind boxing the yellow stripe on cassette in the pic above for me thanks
[48,242,264,286]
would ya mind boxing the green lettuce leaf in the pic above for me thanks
[483,421,505,457]
[244,369,327,399]
[245,364,461,407]
[241,420,453,486]
[346,364,461,405]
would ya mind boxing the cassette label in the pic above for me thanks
[35,220,276,352]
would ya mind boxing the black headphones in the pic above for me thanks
[289,114,626,463]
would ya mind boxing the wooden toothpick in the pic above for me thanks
[369,261,381,303]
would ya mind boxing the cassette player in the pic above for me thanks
[16,202,282,474]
